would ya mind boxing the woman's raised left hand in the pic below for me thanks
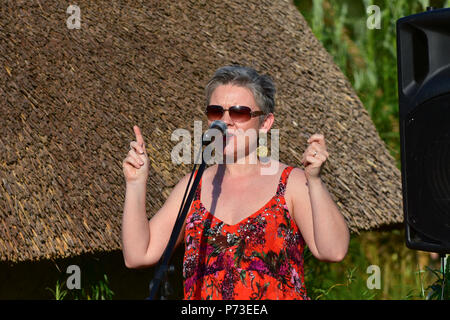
[301,133,329,180]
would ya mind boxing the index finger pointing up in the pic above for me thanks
[133,125,145,147]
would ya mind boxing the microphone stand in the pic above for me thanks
[147,134,211,300]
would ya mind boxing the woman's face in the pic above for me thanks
[208,84,271,162]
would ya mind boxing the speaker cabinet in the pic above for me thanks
[397,7,450,253]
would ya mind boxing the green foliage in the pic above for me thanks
[46,280,68,301]
[47,273,114,300]
[422,257,449,300]
[303,230,446,300]
[304,234,380,299]
[46,258,115,300]
[72,274,115,300]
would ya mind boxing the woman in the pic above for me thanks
[122,65,349,300]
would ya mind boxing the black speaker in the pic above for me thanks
[397,7,450,254]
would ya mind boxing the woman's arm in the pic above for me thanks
[288,169,349,262]
[287,133,349,262]
[122,181,152,268]
[122,174,190,269]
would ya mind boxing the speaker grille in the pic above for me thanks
[405,93,450,244]
[426,132,450,216]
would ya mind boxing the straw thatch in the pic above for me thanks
[0,0,403,262]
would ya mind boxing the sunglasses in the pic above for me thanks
[205,105,265,123]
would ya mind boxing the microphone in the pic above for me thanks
[202,120,228,146]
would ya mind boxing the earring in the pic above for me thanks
[257,135,268,158]
[257,145,268,158]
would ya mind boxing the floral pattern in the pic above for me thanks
[183,166,309,300]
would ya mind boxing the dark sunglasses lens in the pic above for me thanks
[229,106,251,122]
[206,105,224,120]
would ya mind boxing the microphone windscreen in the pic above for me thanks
[202,120,228,146]
[209,120,227,134]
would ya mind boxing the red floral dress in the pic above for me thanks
[183,166,309,300]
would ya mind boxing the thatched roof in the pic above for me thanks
[0,0,403,262]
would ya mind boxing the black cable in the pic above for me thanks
[176,163,197,222]
[176,144,203,222]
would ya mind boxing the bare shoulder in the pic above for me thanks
[284,166,309,217]
[175,171,194,191]
[286,166,309,196]
[273,161,306,185]
[287,166,308,186]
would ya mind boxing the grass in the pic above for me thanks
[304,229,447,300]
[296,0,449,299]
[47,273,114,300]
[46,261,114,300]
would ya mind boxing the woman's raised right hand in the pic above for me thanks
[122,125,149,185]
